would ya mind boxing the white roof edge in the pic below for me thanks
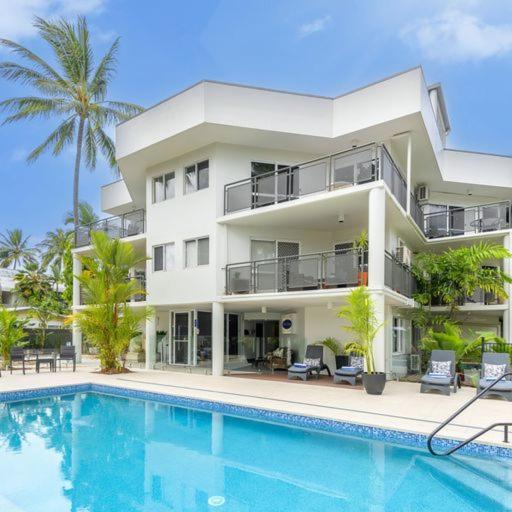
[444,147,512,159]
[427,83,451,133]
[117,66,425,128]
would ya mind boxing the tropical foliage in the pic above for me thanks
[320,337,341,356]
[421,322,484,365]
[0,307,26,367]
[0,17,143,228]
[70,232,152,373]
[64,201,98,228]
[413,242,512,318]
[339,286,383,374]
[0,229,37,269]
[39,228,71,269]
[14,262,68,347]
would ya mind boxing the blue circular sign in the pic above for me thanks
[282,319,292,330]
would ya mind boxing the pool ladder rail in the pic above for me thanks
[427,372,512,456]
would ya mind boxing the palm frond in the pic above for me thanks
[27,116,76,162]
[84,120,97,168]
[0,97,69,124]
[89,38,119,99]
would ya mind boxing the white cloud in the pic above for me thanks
[0,0,107,41]
[401,9,512,61]
[298,15,331,38]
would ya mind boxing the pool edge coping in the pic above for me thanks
[1,382,511,460]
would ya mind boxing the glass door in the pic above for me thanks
[172,312,191,365]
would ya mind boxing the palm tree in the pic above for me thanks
[0,229,37,269]
[0,307,26,368]
[39,228,71,270]
[70,231,152,373]
[64,201,98,227]
[0,17,143,229]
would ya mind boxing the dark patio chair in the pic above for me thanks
[420,349,459,396]
[334,355,364,386]
[58,346,76,372]
[477,352,512,402]
[10,346,26,375]
[287,345,331,381]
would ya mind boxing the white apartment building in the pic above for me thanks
[72,66,512,377]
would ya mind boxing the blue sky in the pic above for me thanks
[0,0,511,243]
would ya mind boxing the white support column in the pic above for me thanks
[406,133,412,215]
[212,302,225,376]
[145,315,156,370]
[371,292,387,373]
[503,234,512,342]
[72,253,82,362]
[368,186,386,289]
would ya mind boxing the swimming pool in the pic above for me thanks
[0,387,510,511]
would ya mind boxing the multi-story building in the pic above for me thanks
[72,66,512,377]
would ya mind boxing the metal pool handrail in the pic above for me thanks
[427,372,512,456]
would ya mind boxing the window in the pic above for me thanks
[251,161,289,177]
[392,317,409,354]
[153,243,175,272]
[184,160,209,194]
[152,172,175,203]
[185,237,209,267]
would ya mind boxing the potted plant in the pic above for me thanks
[319,337,347,370]
[353,230,368,286]
[339,286,386,394]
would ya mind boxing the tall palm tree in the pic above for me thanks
[0,229,37,269]
[0,17,144,229]
[64,201,99,227]
[39,227,71,269]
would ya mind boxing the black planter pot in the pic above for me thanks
[362,372,386,395]
[335,355,349,370]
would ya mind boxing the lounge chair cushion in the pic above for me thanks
[421,375,451,386]
[431,360,451,376]
[484,363,506,379]
[335,367,361,376]
[288,365,309,374]
[303,357,320,368]
[479,378,512,391]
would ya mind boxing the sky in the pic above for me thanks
[0,0,511,244]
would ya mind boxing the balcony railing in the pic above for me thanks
[75,209,145,248]
[385,252,416,298]
[423,201,510,239]
[226,248,367,294]
[224,143,408,214]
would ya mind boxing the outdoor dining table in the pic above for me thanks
[25,350,57,373]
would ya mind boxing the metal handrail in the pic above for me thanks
[427,371,512,456]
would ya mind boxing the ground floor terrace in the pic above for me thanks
[0,365,510,450]
[81,290,507,381]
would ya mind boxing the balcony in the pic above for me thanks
[423,202,510,239]
[75,209,145,248]
[385,252,416,299]
[225,248,367,294]
[224,143,408,215]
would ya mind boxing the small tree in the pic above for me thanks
[70,232,153,373]
[0,307,26,367]
[338,286,383,374]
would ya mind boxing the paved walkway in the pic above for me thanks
[0,364,510,448]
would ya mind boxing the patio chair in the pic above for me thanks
[477,352,512,402]
[287,345,331,381]
[420,349,459,396]
[58,346,76,372]
[333,355,364,386]
[266,346,294,371]
[10,346,26,375]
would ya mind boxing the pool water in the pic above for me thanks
[0,393,510,512]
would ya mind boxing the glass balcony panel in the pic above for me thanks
[295,161,328,196]
[324,251,359,287]
[254,261,278,292]
[286,256,320,290]
[480,203,510,231]
[253,174,276,207]
[225,181,252,213]
[124,210,145,236]
[227,265,252,294]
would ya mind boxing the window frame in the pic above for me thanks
[184,236,210,268]
[153,242,175,272]
[152,171,176,203]
[184,159,209,194]
[392,317,408,354]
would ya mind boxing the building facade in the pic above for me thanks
[72,66,512,377]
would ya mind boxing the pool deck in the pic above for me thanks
[0,363,510,449]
